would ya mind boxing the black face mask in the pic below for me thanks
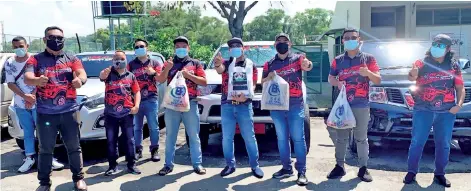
[276,43,289,54]
[46,39,64,51]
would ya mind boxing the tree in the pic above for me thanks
[244,9,291,41]
[207,1,259,38]
[290,8,333,44]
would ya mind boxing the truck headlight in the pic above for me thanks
[198,85,219,96]
[83,93,105,109]
[369,87,388,103]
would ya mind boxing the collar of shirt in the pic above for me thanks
[111,67,130,77]
[43,49,65,58]
[275,52,294,61]
[344,51,362,59]
[134,57,150,65]
[174,55,190,63]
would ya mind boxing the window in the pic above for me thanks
[434,9,459,25]
[371,12,395,27]
[416,10,433,26]
[461,8,471,24]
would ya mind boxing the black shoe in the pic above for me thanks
[272,168,294,179]
[151,148,160,162]
[135,147,143,160]
[327,165,346,179]
[358,166,373,182]
[104,166,119,176]
[128,166,141,175]
[252,167,264,179]
[158,166,173,176]
[296,173,308,186]
[220,166,236,177]
[35,185,51,191]
[434,175,451,188]
[403,172,416,184]
[194,165,207,175]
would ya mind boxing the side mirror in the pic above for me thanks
[459,58,470,70]
[201,61,207,70]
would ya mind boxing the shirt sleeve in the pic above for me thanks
[223,60,230,73]
[131,76,140,94]
[25,55,37,73]
[252,64,258,84]
[453,64,464,86]
[297,54,305,67]
[367,56,380,73]
[153,60,162,76]
[70,56,84,71]
[195,61,206,78]
[262,62,269,78]
[329,59,338,76]
[4,60,15,83]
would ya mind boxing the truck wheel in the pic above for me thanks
[186,125,210,151]
[459,140,471,155]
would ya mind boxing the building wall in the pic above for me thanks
[328,1,361,62]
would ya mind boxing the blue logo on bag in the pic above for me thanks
[268,83,280,96]
[171,86,186,98]
[335,105,344,119]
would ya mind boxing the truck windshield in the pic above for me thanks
[361,41,432,69]
[209,45,277,68]
[77,54,164,77]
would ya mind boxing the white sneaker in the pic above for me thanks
[18,157,35,173]
[52,158,64,170]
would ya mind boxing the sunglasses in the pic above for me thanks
[343,36,359,41]
[432,42,447,49]
[47,35,64,41]
[134,45,146,49]
[13,45,26,48]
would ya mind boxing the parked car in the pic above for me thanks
[344,40,471,155]
[1,53,15,129]
[8,51,167,150]
[196,41,311,152]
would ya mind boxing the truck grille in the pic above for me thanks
[465,88,471,103]
[208,104,270,117]
[386,88,404,104]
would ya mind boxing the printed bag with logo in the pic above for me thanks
[261,72,289,110]
[162,71,190,112]
[326,85,356,129]
[227,59,255,100]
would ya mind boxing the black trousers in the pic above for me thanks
[105,114,136,168]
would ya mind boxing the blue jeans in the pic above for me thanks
[221,103,260,169]
[270,103,307,173]
[134,100,159,151]
[16,107,37,156]
[407,110,456,175]
[164,101,202,168]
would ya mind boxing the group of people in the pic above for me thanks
[4,25,463,191]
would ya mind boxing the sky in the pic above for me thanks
[0,0,336,39]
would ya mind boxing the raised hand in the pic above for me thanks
[410,63,418,77]
[337,81,346,90]
[100,66,111,79]
[166,57,174,70]
[37,75,49,87]
[145,65,156,75]
[359,64,370,77]
[214,52,224,67]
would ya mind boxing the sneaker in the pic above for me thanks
[52,158,64,170]
[358,166,373,182]
[194,165,207,175]
[18,156,35,173]
[327,164,346,179]
[434,175,451,188]
[158,166,173,176]
[272,168,294,179]
[403,172,416,184]
[252,167,264,179]
[151,148,160,162]
[135,147,143,160]
[220,166,236,177]
[128,166,142,175]
[35,185,51,191]
[104,166,119,176]
[296,173,309,186]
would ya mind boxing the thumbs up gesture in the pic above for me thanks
[166,57,174,70]
[409,63,419,78]
[145,65,156,75]
[37,75,49,87]
[214,52,224,67]
[358,64,370,77]
[72,72,83,89]
[100,66,111,80]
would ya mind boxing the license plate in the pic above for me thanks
[236,123,266,134]
[253,101,261,108]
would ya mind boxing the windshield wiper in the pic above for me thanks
[380,66,412,70]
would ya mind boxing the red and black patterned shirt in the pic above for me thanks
[163,56,206,99]
[127,58,162,102]
[103,68,140,118]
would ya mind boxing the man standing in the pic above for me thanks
[157,36,207,176]
[24,26,88,191]
[261,33,313,186]
[5,36,64,173]
[128,39,162,162]
[99,50,142,176]
[214,37,264,178]
[327,28,381,182]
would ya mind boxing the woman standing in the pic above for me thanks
[404,34,465,188]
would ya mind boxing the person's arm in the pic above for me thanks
[252,64,258,89]
[151,61,163,83]
[155,58,172,83]
[455,67,465,107]
[71,57,87,83]
[24,56,40,86]
[363,56,381,85]
[328,59,342,88]
[408,60,421,81]
[299,54,313,72]
[214,52,225,74]
[185,61,207,86]
[132,77,141,108]
[261,61,274,84]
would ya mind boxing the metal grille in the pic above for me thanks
[465,88,471,103]
[386,88,404,104]
[211,84,262,94]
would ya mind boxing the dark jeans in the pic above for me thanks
[105,114,136,168]
[37,111,84,186]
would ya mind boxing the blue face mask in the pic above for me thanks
[135,48,147,57]
[344,40,359,51]
[175,48,188,58]
[14,48,26,57]
[430,46,447,58]
[229,48,242,58]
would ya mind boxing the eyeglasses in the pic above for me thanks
[47,35,64,41]
[134,45,146,49]
[432,42,447,49]
[343,36,358,41]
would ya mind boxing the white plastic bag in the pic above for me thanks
[261,72,289,110]
[227,59,254,100]
[162,71,190,112]
[326,85,356,129]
